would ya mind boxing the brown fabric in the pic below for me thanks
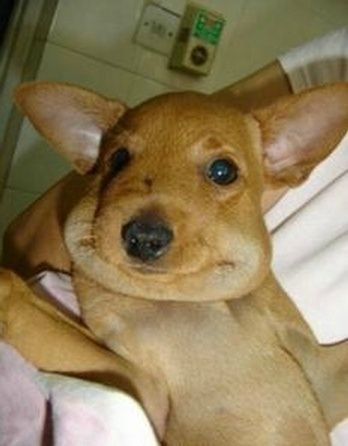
[2,172,92,277]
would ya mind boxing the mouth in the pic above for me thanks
[65,184,268,302]
[120,257,236,282]
[122,261,170,275]
[68,229,262,301]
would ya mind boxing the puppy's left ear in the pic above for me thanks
[15,82,127,174]
[252,84,348,187]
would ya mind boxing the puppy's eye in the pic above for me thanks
[109,147,131,176]
[207,158,239,185]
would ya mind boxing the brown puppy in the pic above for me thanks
[8,82,348,444]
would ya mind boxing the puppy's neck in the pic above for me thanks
[72,268,313,361]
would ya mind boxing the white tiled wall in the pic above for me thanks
[1,0,348,239]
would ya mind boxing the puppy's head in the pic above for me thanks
[15,82,348,301]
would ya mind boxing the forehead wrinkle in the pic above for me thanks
[118,93,252,158]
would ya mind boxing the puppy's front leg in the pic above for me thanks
[0,269,169,439]
[278,322,348,431]
[319,341,348,429]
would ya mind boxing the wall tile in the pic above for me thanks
[49,0,144,72]
[213,0,340,88]
[34,42,135,100]
[6,120,70,195]
[127,77,174,107]
[294,0,348,27]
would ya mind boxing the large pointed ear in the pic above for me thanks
[14,82,127,174]
[252,83,348,187]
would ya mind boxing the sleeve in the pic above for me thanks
[278,27,348,92]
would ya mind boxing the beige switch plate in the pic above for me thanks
[134,3,181,56]
[169,3,225,76]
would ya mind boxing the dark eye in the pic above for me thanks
[207,159,239,185]
[110,147,131,176]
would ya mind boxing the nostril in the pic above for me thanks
[121,219,173,262]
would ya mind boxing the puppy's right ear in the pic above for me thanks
[252,83,348,187]
[14,82,127,174]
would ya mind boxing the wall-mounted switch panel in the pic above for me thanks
[134,3,181,55]
[169,3,225,76]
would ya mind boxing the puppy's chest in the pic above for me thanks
[83,294,278,391]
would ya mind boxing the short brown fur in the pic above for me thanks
[2,82,348,444]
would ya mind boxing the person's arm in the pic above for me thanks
[211,60,292,110]
[278,27,348,93]
[2,172,92,278]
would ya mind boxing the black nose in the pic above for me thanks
[121,218,173,262]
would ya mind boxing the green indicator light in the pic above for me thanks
[193,11,225,46]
